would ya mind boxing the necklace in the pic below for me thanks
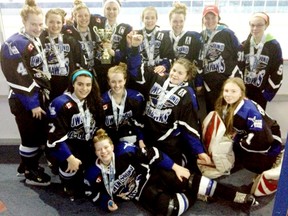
[249,34,266,73]
[20,28,49,73]
[48,33,67,74]
[108,89,127,130]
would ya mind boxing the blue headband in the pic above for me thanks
[72,70,93,83]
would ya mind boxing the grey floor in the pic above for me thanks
[0,144,276,216]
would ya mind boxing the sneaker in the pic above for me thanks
[244,194,259,206]
[234,192,259,206]
[64,187,76,202]
[25,169,51,186]
[17,163,26,177]
[63,185,84,201]
[17,163,45,177]
[47,160,59,175]
[197,194,216,203]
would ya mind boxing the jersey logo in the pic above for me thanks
[4,41,20,55]
[65,102,73,109]
[96,176,102,183]
[103,104,108,110]
[157,32,164,40]
[119,26,125,35]
[95,17,101,23]
[28,43,34,52]
[185,36,191,45]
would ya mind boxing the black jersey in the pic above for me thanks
[0,32,50,110]
[102,89,145,144]
[90,14,132,64]
[84,141,174,211]
[164,30,202,66]
[138,27,173,71]
[41,30,83,100]
[232,99,282,156]
[242,34,283,103]
[198,26,243,90]
[62,24,97,73]
[127,52,205,162]
[47,92,99,162]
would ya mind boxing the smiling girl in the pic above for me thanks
[198,5,243,113]
[101,62,145,147]
[88,0,133,93]
[1,0,51,186]
[242,12,283,110]
[126,33,211,169]
[41,8,83,100]
[137,6,173,75]
[84,128,258,214]
[214,77,282,185]
[47,69,104,200]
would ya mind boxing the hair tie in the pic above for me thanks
[72,70,92,83]
[251,12,270,26]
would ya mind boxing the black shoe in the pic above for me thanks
[17,162,26,177]
[25,169,51,186]
[47,161,59,175]
[197,194,216,203]
[234,192,259,206]
[17,163,45,177]
[63,185,84,201]
[245,194,259,206]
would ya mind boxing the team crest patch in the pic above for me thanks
[103,104,108,110]
[96,17,101,23]
[254,119,262,128]
[66,29,72,34]
[28,43,34,51]
[96,176,102,183]
[119,26,125,34]
[65,102,73,109]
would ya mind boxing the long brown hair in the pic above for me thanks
[214,77,246,135]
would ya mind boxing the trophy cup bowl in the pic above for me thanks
[93,26,113,64]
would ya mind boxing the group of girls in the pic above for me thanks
[0,0,284,215]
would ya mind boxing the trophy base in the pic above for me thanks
[101,58,111,64]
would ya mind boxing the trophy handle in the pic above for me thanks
[93,26,99,38]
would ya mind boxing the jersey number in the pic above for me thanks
[17,62,28,76]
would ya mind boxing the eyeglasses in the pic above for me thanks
[249,23,265,28]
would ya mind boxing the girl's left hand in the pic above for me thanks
[154,65,166,76]
[172,163,190,182]
[197,153,212,165]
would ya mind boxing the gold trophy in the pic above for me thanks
[93,26,113,64]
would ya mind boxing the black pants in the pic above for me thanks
[234,144,277,174]
[9,97,48,170]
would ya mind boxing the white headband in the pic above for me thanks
[103,0,121,10]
